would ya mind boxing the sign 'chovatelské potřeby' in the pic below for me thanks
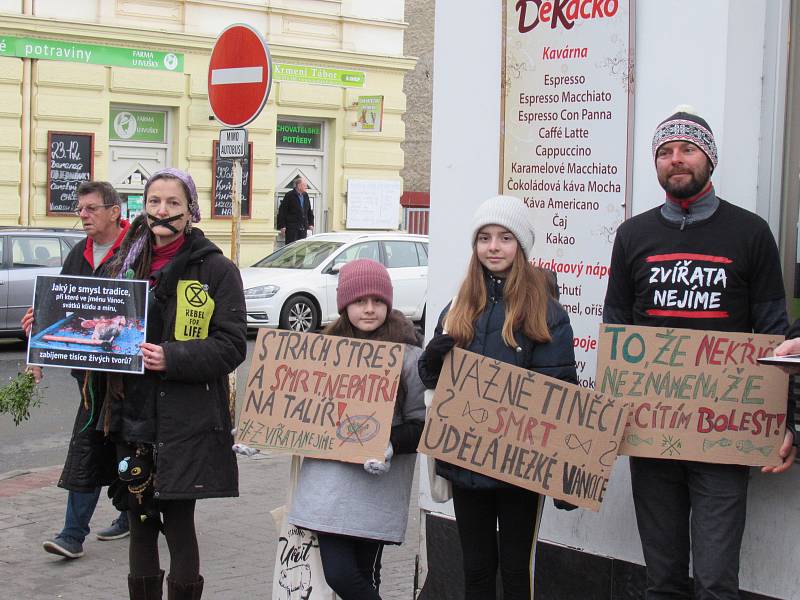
[421,347,628,511]
[237,329,403,464]
[596,324,789,466]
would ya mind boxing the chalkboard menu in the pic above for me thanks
[47,131,94,215]
[212,140,252,219]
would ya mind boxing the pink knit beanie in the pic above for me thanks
[337,259,393,313]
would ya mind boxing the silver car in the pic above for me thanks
[0,228,85,337]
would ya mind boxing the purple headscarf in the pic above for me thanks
[144,167,201,223]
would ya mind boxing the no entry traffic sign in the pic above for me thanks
[208,24,272,128]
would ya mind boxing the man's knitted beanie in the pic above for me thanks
[337,258,393,313]
[471,195,535,260]
[651,105,718,172]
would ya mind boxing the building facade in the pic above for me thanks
[399,0,433,235]
[0,0,415,265]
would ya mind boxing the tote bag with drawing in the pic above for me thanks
[271,456,337,600]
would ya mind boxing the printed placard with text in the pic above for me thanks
[27,275,148,374]
[596,324,788,466]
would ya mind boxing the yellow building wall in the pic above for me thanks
[2,16,414,266]
[0,56,22,221]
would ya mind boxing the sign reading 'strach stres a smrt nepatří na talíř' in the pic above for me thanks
[237,330,403,464]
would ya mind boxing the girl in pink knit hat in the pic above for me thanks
[288,258,427,600]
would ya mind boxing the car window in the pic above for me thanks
[12,236,63,268]
[332,241,381,267]
[253,240,343,269]
[416,242,428,266]
[382,241,419,268]
[60,238,74,262]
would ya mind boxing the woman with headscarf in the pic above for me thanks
[101,168,247,600]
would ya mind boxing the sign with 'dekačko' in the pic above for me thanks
[236,330,404,464]
[421,347,628,511]
[596,324,789,466]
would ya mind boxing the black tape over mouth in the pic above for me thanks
[147,212,184,234]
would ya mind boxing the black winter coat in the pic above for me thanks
[418,274,578,489]
[112,230,246,500]
[103,229,247,500]
[58,230,127,493]
[276,189,314,232]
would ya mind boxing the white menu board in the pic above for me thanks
[501,0,634,389]
[346,179,401,229]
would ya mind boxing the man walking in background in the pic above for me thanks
[277,175,314,243]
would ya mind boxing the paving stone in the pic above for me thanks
[0,454,420,599]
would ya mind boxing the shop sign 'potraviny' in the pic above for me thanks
[0,35,183,72]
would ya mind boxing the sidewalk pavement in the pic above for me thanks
[0,453,420,599]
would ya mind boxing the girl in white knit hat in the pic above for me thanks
[418,195,578,599]
[289,258,426,600]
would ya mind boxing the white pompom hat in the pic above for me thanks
[470,195,535,260]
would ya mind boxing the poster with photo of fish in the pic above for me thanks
[27,275,148,374]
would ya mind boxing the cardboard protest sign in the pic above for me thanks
[236,329,404,464]
[420,347,628,511]
[596,324,789,466]
[27,275,148,374]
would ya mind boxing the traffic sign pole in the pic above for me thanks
[231,158,242,267]
[209,23,272,426]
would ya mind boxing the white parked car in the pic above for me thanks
[240,232,429,332]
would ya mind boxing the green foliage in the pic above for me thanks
[0,371,42,426]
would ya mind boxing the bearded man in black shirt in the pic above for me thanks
[603,106,796,600]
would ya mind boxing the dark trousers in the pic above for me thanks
[630,457,749,600]
[317,533,384,600]
[117,442,199,585]
[285,227,308,244]
[128,499,199,585]
[451,485,542,600]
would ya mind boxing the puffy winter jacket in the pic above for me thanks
[418,273,577,489]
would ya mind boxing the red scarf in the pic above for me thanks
[83,219,130,270]
[667,181,712,211]
[149,235,186,276]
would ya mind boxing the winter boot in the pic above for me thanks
[166,574,204,600]
[127,570,164,600]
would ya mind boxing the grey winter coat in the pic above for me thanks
[288,344,426,543]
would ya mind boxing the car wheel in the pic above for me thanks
[279,295,319,332]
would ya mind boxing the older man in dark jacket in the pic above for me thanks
[23,181,130,559]
[277,175,314,243]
